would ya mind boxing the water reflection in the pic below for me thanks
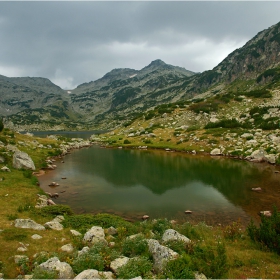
[39,145,280,225]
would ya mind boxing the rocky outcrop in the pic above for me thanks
[13,151,35,170]
[110,257,130,274]
[147,239,178,272]
[74,269,114,279]
[162,229,191,244]
[39,257,74,279]
[83,226,107,244]
[14,219,45,231]
[210,148,222,156]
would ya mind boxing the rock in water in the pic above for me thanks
[13,151,35,170]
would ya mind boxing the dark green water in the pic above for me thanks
[39,145,280,225]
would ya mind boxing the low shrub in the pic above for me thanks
[117,256,153,279]
[191,243,228,279]
[124,139,131,144]
[164,254,194,279]
[122,235,149,257]
[151,219,172,235]
[2,228,27,241]
[72,251,104,274]
[32,267,58,279]
[247,206,280,255]
[36,205,73,217]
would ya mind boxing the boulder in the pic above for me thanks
[70,229,82,236]
[14,219,45,231]
[107,226,117,236]
[78,246,90,257]
[147,239,178,272]
[44,221,63,231]
[39,257,74,279]
[0,156,5,163]
[83,226,106,244]
[74,269,114,279]
[162,229,191,244]
[14,255,29,264]
[210,148,222,156]
[110,257,130,273]
[13,151,35,170]
[31,234,42,240]
[264,154,276,164]
[249,149,267,162]
[60,244,74,253]
[1,166,10,172]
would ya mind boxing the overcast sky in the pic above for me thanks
[0,1,279,89]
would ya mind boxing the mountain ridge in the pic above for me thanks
[1,21,280,131]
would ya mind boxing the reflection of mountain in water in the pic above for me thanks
[73,146,272,204]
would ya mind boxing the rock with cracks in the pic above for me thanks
[162,229,191,244]
[14,219,45,231]
[13,150,35,170]
[147,239,178,272]
[39,257,74,279]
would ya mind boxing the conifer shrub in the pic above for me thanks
[122,235,149,257]
[117,256,153,279]
[72,251,104,274]
[36,205,74,217]
[32,267,58,279]
[164,254,194,279]
[247,207,280,255]
[191,243,228,279]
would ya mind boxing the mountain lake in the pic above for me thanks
[37,132,280,226]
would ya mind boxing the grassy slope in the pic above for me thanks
[0,124,280,278]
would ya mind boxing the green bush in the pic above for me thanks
[164,254,194,279]
[122,235,149,257]
[2,228,27,241]
[32,267,58,279]
[247,207,280,255]
[205,119,242,129]
[117,256,153,279]
[124,139,131,144]
[72,251,104,274]
[36,205,73,217]
[151,219,172,235]
[191,243,228,279]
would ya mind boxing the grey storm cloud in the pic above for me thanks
[0,1,280,89]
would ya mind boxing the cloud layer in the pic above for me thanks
[0,2,279,89]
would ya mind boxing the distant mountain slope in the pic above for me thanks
[2,21,280,131]
[69,59,196,123]
[0,75,67,116]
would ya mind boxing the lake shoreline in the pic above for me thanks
[36,137,280,227]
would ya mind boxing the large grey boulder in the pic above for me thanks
[210,148,222,156]
[147,239,178,272]
[74,269,114,279]
[162,229,191,244]
[264,154,276,164]
[60,243,74,253]
[14,219,45,231]
[110,257,130,273]
[44,221,63,231]
[83,226,107,244]
[249,149,267,162]
[39,257,74,279]
[13,151,35,170]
